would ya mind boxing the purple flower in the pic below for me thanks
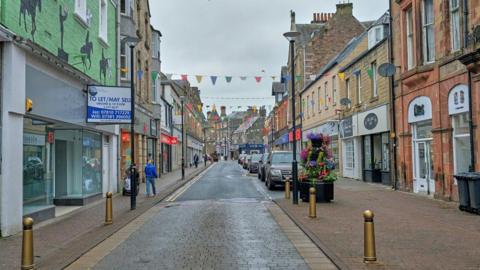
[308,161,317,167]
[300,149,308,162]
[307,132,323,141]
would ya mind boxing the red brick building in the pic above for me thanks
[391,0,480,201]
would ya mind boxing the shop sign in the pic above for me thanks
[24,133,45,146]
[358,105,389,136]
[87,86,132,124]
[288,129,301,142]
[47,132,55,144]
[408,96,432,123]
[303,122,338,141]
[340,117,354,138]
[161,134,178,145]
[448,85,469,115]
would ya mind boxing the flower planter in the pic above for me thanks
[299,181,334,203]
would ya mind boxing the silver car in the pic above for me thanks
[265,151,295,190]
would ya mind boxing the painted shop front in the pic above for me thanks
[358,105,391,185]
[408,96,435,195]
[303,121,339,169]
[340,115,361,180]
[160,133,177,173]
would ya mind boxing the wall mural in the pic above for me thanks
[3,0,117,86]
[19,0,42,41]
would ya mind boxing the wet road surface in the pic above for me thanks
[92,161,317,269]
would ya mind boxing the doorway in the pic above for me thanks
[412,121,434,195]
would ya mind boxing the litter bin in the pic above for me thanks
[467,173,480,213]
[454,173,471,212]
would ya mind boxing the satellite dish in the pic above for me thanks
[340,98,351,106]
[378,63,396,77]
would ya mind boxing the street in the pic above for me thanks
[73,161,335,270]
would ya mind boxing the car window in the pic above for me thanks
[251,154,262,162]
[271,153,293,164]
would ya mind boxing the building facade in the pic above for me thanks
[391,0,479,201]
[1,0,118,236]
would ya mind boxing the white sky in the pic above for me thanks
[150,0,389,115]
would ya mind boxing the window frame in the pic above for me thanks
[332,76,337,106]
[346,78,351,109]
[317,86,322,112]
[75,0,88,24]
[405,7,415,70]
[452,113,471,174]
[311,91,315,115]
[98,0,108,42]
[371,61,378,98]
[324,81,328,109]
[450,0,461,52]
[356,72,362,104]
[120,41,129,80]
[422,0,435,64]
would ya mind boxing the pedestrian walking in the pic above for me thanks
[204,154,208,167]
[144,160,158,197]
[194,153,199,168]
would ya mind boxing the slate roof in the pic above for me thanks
[234,116,259,134]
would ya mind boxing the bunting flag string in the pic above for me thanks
[225,76,233,83]
[196,75,203,83]
[210,76,218,85]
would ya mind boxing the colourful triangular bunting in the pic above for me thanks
[211,76,218,85]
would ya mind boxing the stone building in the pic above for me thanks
[391,0,479,201]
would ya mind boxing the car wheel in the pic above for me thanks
[261,171,266,182]
[257,173,260,179]
[267,175,274,190]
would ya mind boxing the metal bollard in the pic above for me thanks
[105,192,113,225]
[363,210,377,262]
[309,187,316,218]
[21,217,34,270]
[285,178,291,200]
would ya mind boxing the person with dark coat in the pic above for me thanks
[144,160,158,196]
[193,154,199,168]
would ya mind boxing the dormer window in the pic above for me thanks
[368,25,384,49]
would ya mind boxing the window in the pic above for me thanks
[302,98,306,118]
[306,95,310,118]
[120,42,128,80]
[120,0,134,16]
[332,76,337,105]
[371,62,378,98]
[406,8,415,69]
[450,0,461,51]
[99,0,108,41]
[317,86,322,112]
[311,91,315,114]
[324,81,328,109]
[453,113,471,174]
[346,79,351,109]
[422,0,435,63]
[382,133,390,171]
[356,72,362,104]
[120,0,127,14]
[368,25,384,49]
[75,0,87,22]
[152,78,158,103]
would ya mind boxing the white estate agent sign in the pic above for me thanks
[87,86,132,123]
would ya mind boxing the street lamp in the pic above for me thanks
[123,36,140,210]
[284,10,301,205]
[180,96,185,180]
[271,108,276,152]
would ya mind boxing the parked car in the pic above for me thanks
[238,154,246,165]
[265,151,297,190]
[248,154,263,174]
[242,155,251,169]
[258,152,270,181]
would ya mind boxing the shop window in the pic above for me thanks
[364,136,372,169]
[23,118,54,215]
[120,42,128,80]
[382,133,390,171]
[422,0,435,63]
[82,131,102,196]
[453,113,471,174]
[450,0,461,51]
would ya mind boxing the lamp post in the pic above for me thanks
[124,36,139,211]
[271,108,276,151]
[284,11,301,205]
[180,96,185,180]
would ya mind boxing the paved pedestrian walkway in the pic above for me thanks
[0,164,211,270]
[276,178,480,270]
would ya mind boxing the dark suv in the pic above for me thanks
[265,151,295,190]
[258,152,269,181]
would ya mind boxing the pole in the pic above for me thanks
[290,39,299,204]
[129,44,136,210]
[363,210,377,262]
[181,98,185,179]
[21,217,34,270]
[105,192,113,225]
[309,187,316,218]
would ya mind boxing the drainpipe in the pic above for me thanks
[463,0,475,172]
[387,5,398,190]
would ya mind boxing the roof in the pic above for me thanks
[295,23,326,47]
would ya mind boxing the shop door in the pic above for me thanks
[415,141,435,195]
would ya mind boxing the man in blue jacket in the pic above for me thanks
[144,160,158,197]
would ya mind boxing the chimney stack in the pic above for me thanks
[312,12,334,23]
[220,106,226,117]
[336,2,353,16]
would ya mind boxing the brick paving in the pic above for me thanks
[276,178,480,270]
[0,164,210,270]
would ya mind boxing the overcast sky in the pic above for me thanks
[150,0,389,115]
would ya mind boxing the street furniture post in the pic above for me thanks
[363,210,377,262]
[21,217,34,270]
[309,187,316,218]
[285,177,291,200]
[105,192,113,225]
